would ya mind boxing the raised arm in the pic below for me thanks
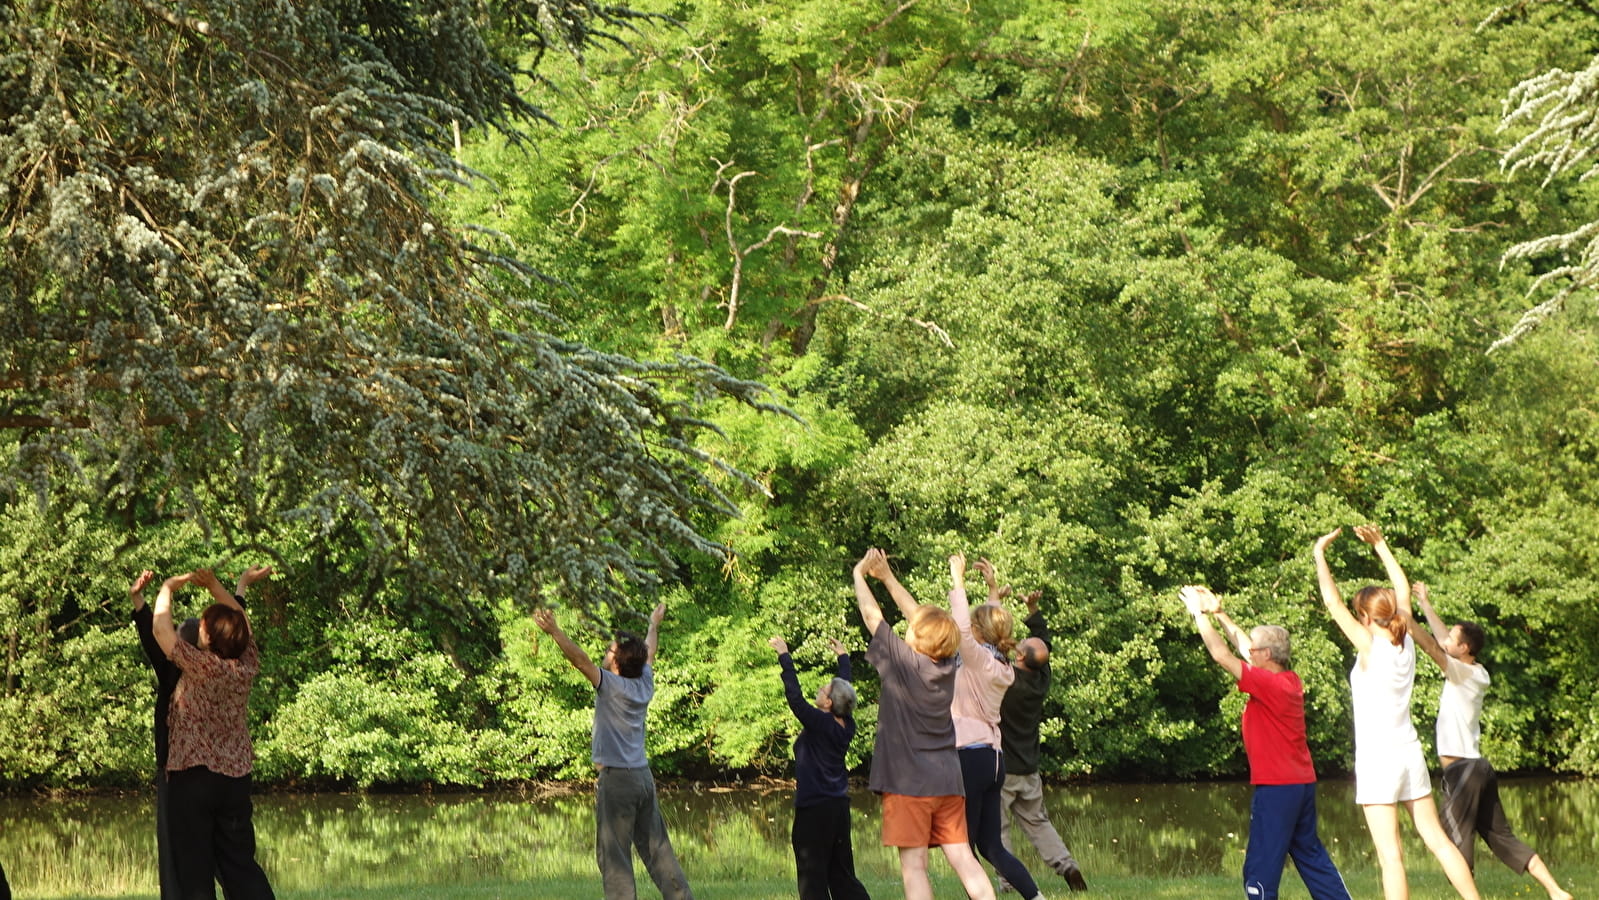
[948,552,972,631]
[1181,586,1242,680]
[853,549,889,635]
[1213,608,1254,657]
[645,602,665,666]
[151,573,193,659]
[1408,582,1449,671]
[974,558,1006,605]
[129,570,164,666]
[193,569,242,612]
[874,552,920,619]
[233,565,272,605]
[827,636,852,681]
[533,608,602,687]
[1314,527,1370,652]
[1357,524,1410,616]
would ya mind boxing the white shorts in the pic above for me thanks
[1354,741,1433,805]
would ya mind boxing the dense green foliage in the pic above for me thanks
[6,0,1599,789]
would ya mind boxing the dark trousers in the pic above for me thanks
[959,746,1040,898]
[0,856,10,900]
[792,796,872,900]
[1243,783,1351,900]
[156,770,181,900]
[595,766,694,900]
[167,767,275,900]
[1440,757,1535,873]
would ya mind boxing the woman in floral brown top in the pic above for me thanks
[153,567,276,900]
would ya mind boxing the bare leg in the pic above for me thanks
[1526,855,1573,900]
[1404,796,1480,900]
[899,846,933,900]
[1362,803,1409,900]
[938,842,998,900]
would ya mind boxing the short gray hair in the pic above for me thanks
[1251,625,1291,668]
[827,678,858,718]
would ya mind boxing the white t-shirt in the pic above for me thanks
[1435,656,1490,759]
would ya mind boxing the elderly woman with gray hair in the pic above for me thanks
[770,634,873,900]
[1181,585,1352,900]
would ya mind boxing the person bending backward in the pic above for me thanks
[134,567,267,900]
[946,554,1047,900]
[1407,583,1573,900]
[976,562,1087,893]
[533,602,693,900]
[1313,526,1480,900]
[152,569,277,900]
[769,634,873,900]
[1180,585,1352,900]
[852,548,997,900]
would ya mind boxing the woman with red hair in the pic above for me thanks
[1314,526,1478,900]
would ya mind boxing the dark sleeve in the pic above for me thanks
[834,653,852,682]
[779,653,835,731]
[131,605,168,673]
[1024,609,1052,651]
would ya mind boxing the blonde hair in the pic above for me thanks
[1353,586,1406,647]
[970,604,1017,657]
[907,605,960,660]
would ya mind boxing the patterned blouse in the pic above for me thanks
[166,638,259,777]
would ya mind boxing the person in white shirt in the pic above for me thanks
[1409,583,1573,900]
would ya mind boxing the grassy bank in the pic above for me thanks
[26,861,1589,900]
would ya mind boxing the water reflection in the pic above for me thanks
[0,777,1592,895]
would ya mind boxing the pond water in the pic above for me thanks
[0,777,1594,896]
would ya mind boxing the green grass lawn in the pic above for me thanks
[28,861,1589,899]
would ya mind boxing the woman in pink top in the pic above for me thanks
[949,553,1044,900]
[153,568,277,900]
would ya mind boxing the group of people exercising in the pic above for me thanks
[87,524,1571,900]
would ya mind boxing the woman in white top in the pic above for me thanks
[1314,525,1479,900]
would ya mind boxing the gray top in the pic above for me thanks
[593,665,654,768]
[866,620,963,796]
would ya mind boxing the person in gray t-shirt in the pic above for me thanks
[535,602,693,900]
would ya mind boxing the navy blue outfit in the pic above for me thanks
[779,651,871,900]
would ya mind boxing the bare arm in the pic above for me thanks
[152,573,192,659]
[533,608,602,687]
[193,569,242,612]
[645,602,664,666]
[875,554,920,620]
[1358,524,1411,617]
[234,565,272,602]
[1314,527,1370,652]
[948,553,972,631]
[1213,610,1253,656]
[974,558,1005,605]
[1181,587,1243,680]
[1409,582,1449,671]
[853,551,887,636]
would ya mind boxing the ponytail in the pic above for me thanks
[1352,586,1406,647]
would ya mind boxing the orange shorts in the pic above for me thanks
[880,793,967,847]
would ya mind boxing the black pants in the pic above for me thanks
[792,796,872,900]
[1,856,11,900]
[167,767,276,900]
[1440,757,1535,873]
[959,746,1040,898]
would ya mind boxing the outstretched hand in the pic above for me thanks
[1020,588,1040,613]
[532,608,560,635]
[1179,585,1208,616]
[1414,581,1430,604]
[855,548,891,581]
[162,572,195,592]
[768,636,789,655]
[236,565,273,590]
[949,552,966,582]
[129,570,155,601]
[649,601,666,626]
[826,637,846,656]
[974,558,997,587]
[1313,527,1342,554]
[1353,524,1385,546]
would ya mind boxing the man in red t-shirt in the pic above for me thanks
[1181,586,1352,900]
